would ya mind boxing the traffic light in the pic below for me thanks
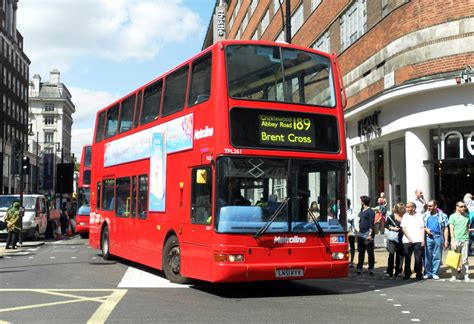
[22,156,30,175]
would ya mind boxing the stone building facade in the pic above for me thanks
[0,0,31,194]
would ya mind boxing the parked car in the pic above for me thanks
[0,194,60,240]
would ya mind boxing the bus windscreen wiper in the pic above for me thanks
[307,208,324,235]
[254,197,290,238]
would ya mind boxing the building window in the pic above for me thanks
[312,30,330,53]
[340,0,367,51]
[252,29,258,40]
[44,132,54,143]
[275,29,284,42]
[311,0,322,13]
[236,28,241,40]
[382,0,389,17]
[291,4,303,37]
[241,12,248,32]
[44,117,55,125]
[44,103,54,111]
[250,0,257,15]
[273,0,281,16]
[261,9,269,33]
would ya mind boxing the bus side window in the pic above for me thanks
[96,182,101,209]
[105,104,119,138]
[138,175,148,219]
[141,80,162,125]
[188,53,212,106]
[131,176,137,218]
[134,90,142,128]
[119,94,135,134]
[95,111,106,142]
[115,177,131,217]
[191,167,212,225]
[102,179,115,211]
[162,65,188,116]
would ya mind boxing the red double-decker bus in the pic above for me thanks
[89,40,348,283]
[76,144,92,238]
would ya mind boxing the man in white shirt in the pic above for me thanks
[414,189,426,214]
[401,202,425,280]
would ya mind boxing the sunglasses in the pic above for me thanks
[457,205,466,208]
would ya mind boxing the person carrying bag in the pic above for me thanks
[384,203,405,277]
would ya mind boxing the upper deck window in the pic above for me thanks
[226,45,335,107]
[84,146,92,167]
[162,66,189,117]
[95,111,106,143]
[105,104,119,138]
[188,53,212,107]
[141,80,162,125]
[119,94,135,134]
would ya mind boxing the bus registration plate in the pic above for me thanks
[275,269,304,278]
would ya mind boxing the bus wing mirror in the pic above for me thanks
[196,169,208,184]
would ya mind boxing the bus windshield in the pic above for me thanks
[78,187,90,207]
[226,44,335,107]
[215,157,346,234]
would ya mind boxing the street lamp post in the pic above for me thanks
[35,132,39,193]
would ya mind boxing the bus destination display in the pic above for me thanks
[230,108,339,153]
[259,114,314,148]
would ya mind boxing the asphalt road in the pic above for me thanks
[1,236,473,323]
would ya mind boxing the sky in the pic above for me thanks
[17,0,216,161]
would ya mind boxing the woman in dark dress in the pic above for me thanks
[385,203,405,277]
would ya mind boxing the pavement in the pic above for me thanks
[357,244,474,280]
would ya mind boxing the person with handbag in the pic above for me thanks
[448,202,473,282]
[385,203,405,278]
[423,200,449,280]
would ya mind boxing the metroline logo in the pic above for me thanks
[194,126,214,140]
[273,236,307,244]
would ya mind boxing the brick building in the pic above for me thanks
[203,0,474,212]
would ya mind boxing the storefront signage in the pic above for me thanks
[440,130,474,159]
[358,111,380,137]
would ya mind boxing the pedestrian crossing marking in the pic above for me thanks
[0,289,127,323]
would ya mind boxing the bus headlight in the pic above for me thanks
[228,254,244,262]
[331,252,345,260]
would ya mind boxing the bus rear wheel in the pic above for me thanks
[162,235,189,284]
[101,226,112,260]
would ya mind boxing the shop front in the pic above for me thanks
[346,79,474,211]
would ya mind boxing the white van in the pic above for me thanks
[0,194,49,240]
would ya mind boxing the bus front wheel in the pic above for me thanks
[101,226,112,260]
[162,235,189,284]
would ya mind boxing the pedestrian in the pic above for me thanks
[448,201,473,282]
[5,200,21,249]
[385,203,405,278]
[401,202,425,280]
[463,193,474,256]
[346,199,357,268]
[423,200,449,280]
[60,202,70,237]
[356,195,375,275]
[414,189,426,214]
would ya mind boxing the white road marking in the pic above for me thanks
[118,266,189,288]
[402,311,411,314]
[411,319,420,322]
[393,304,402,307]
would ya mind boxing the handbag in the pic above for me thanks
[385,215,399,242]
[445,250,461,269]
